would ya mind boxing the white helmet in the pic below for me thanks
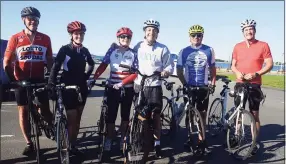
[241,19,256,31]
[143,19,160,32]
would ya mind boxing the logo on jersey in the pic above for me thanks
[123,54,133,60]
[186,51,207,68]
[19,55,43,61]
[21,46,44,52]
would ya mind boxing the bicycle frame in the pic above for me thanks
[220,82,231,124]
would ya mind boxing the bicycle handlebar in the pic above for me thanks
[119,64,161,78]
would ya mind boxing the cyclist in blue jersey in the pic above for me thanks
[92,27,138,154]
[177,25,216,155]
[133,18,174,161]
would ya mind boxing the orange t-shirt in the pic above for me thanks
[232,40,272,84]
[4,30,53,80]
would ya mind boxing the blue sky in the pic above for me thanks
[1,1,284,61]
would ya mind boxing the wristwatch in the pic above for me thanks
[255,72,260,77]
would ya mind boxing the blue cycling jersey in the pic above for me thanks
[177,44,215,86]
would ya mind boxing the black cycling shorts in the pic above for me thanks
[134,84,163,114]
[14,80,49,107]
[106,86,134,123]
[234,83,263,111]
[183,85,209,112]
[62,84,88,110]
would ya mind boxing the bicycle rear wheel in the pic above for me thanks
[226,109,257,160]
[160,96,175,136]
[56,116,70,164]
[30,110,41,164]
[207,98,223,137]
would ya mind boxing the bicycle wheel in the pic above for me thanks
[226,109,257,160]
[160,96,175,136]
[56,116,70,164]
[126,116,144,164]
[207,98,223,137]
[97,105,107,162]
[30,110,41,164]
[187,106,205,151]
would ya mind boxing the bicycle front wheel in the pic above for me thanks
[30,111,41,164]
[56,116,70,164]
[97,105,107,162]
[226,109,257,160]
[207,98,223,137]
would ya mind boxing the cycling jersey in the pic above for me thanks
[232,40,272,84]
[49,44,95,85]
[177,44,215,86]
[133,40,174,86]
[100,46,138,88]
[4,30,52,80]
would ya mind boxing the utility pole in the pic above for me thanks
[281,53,284,71]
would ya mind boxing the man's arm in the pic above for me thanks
[209,48,216,85]
[162,46,174,76]
[3,37,16,81]
[257,43,273,76]
[46,36,53,72]
[176,49,187,85]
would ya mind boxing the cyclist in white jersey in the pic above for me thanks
[133,18,174,162]
[93,27,138,154]
[177,25,216,156]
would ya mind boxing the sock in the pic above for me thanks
[154,140,160,146]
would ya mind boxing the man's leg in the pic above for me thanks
[15,87,34,155]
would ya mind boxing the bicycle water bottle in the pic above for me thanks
[224,107,236,120]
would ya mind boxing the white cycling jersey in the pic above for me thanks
[102,47,138,87]
[133,40,174,87]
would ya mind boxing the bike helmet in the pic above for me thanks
[116,27,133,37]
[240,19,256,31]
[21,6,41,19]
[143,19,160,32]
[67,21,86,34]
[189,25,204,34]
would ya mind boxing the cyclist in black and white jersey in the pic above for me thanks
[48,21,95,155]
[133,18,174,161]
[92,27,138,153]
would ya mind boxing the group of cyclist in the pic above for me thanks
[2,5,273,163]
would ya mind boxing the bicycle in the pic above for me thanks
[49,83,83,164]
[224,82,265,160]
[11,80,54,164]
[207,78,232,137]
[88,79,125,163]
[160,79,186,137]
[120,64,162,164]
[176,85,210,155]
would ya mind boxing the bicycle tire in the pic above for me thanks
[226,109,257,160]
[125,116,144,164]
[56,116,70,164]
[30,111,41,164]
[187,106,206,150]
[207,98,223,137]
[98,105,107,163]
[160,96,175,137]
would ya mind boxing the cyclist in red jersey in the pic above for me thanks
[3,7,54,156]
[231,19,273,155]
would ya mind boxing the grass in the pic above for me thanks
[217,73,285,90]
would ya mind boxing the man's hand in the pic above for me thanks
[161,70,170,78]
[87,79,95,87]
[113,82,123,90]
[243,73,256,80]
[235,71,245,80]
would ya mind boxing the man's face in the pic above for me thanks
[243,26,256,40]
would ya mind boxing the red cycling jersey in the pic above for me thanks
[232,40,272,84]
[4,30,53,80]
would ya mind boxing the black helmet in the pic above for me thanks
[21,7,41,18]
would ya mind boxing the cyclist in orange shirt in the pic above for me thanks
[231,19,273,155]
[3,6,54,156]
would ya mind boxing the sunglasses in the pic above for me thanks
[119,35,131,39]
[26,16,39,22]
[190,33,203,38]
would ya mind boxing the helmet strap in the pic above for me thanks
[23,20,37,33]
